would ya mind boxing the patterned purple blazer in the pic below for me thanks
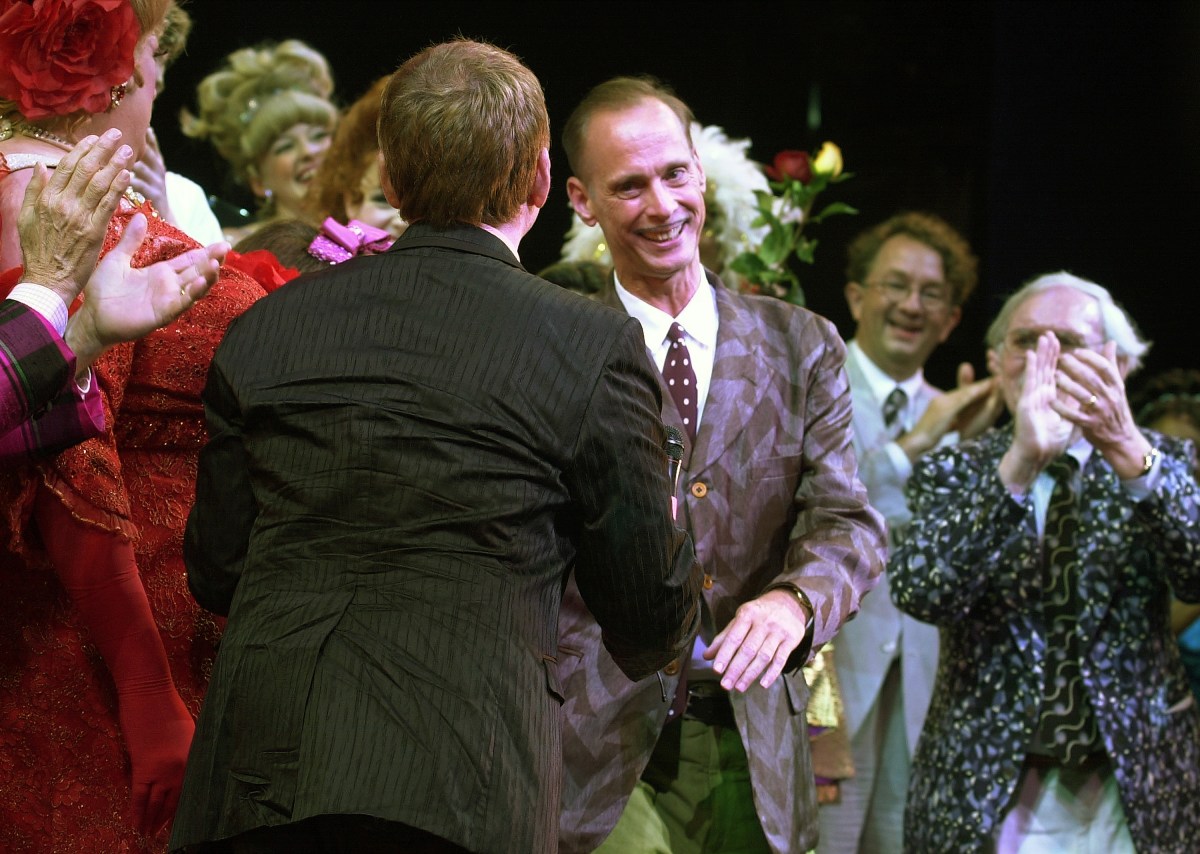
[0,298,102,460]
[558,274,886,853]
[892,425,1200,852]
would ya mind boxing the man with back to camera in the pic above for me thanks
[891,272,1200,851]
[819,212,1002,852]
[170,40,702,854]
[555,75,887,854]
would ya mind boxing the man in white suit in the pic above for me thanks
[819,212,1002,852]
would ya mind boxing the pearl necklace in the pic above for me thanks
[0,118,75,152]
[0,120,147,207]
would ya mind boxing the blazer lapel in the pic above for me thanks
[595,272,768,474]
[689,285,768,477]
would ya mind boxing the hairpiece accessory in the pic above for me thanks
[0,0,140,120]
[238,89,284,126]
[307,218,394,265]
[108,83,127,112]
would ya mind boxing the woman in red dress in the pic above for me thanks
[0,2,265,850]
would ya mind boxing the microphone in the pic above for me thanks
[664,425,685,520]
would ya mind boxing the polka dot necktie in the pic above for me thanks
[1035,455,1101,766]
[664,322,698,444]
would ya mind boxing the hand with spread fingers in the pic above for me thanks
[17,130,134,306]
[1000,332,1075,489]
[130,127,174,224]
[703,587,809,692]
[1054,340,1154,478]
[63,213,228,371]
[898,361,1003,462]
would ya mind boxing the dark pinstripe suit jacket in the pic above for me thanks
[558,275,886,853]
[171,224,701,853]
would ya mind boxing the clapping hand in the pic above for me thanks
[64,213,227,370]
[17,130,133,307]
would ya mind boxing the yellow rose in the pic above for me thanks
[812,141,843,178]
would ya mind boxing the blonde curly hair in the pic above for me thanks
[181,39,338,189]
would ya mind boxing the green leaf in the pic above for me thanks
[809,201,859,223]
[785,280,806,306]
[795,236,818,264]
[759,227,791,266]
[729,253,768,277]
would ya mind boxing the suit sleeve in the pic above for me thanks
[0,298,103,458]
[184,345,258,616]
[1133,433,1200,602]
[563,317,702,682]
[779,323,887,654]
[890,441,1037,626]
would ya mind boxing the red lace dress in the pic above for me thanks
[0,156,266,852]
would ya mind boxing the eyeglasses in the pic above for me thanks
[1002,328,1104,354]
[865,276,952,311]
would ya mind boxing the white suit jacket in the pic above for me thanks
[835,344,940,751]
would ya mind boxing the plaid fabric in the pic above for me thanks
[0,299,102,459]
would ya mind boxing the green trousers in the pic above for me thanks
[595,719,772,854]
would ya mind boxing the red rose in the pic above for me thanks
[0,0,139,120]
[765,150,813,185]
[223,249,301,294]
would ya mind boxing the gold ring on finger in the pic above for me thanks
[1086,393,1097,410]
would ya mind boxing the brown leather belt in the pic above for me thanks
[683,681,736,729]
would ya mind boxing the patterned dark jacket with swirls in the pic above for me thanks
[891,425,1200,853]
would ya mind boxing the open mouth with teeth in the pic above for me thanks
[640,221,688,243]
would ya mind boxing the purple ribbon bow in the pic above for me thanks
[307,217,394,264]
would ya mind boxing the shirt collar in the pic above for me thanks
[613,266,719,352]
[848,339,925,403]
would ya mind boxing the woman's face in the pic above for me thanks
[251,122,332,218]
[345,158,407,238]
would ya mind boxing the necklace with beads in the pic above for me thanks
[0,119,147,207]
[0,118,74,151]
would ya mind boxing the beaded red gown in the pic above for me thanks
[0,155,266,852]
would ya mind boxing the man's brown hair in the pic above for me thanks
[845,211,979,306]
[378,38,549,227]
[561,76,694,180]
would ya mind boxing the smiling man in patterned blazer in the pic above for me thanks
[892,272,1200,852]
[556,76,886,854]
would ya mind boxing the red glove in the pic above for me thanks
[36,488,195,836]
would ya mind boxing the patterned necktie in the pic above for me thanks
[882,387,907,429]
[1035,455,1100,766]
[664,322,699,443]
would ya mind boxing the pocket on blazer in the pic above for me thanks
[746,453,803,483]
[543,654,565,704]
[782,666,811,716]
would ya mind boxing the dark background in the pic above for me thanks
[157,0,1200,395]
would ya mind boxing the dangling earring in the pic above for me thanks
[108,83,127,112]
[264,188,274,201]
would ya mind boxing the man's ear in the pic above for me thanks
[986,347,1001,377]
[379,151,401,209]
[566,175,597,227]
[693,147,706,192]
[937,305,963,344]
[530,147,551,210]
[844,281,866,322]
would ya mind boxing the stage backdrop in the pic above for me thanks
[158,0,1200,391]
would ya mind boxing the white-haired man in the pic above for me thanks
[892,272,1200,851]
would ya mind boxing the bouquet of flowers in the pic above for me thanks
[730,142,856,305]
